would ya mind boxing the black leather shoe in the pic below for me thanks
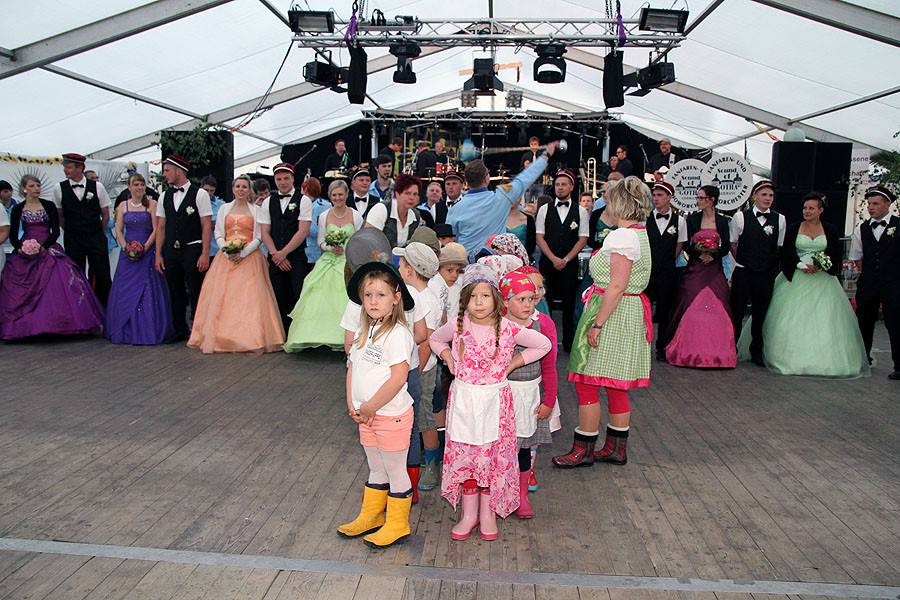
[888,371,900,381]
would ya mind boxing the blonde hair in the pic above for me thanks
[355,271,408,349]
[456,282,504,361]
[605,176,652,222]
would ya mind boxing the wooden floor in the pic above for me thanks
[0,331,898,600]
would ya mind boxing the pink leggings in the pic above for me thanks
[575,382,630,414]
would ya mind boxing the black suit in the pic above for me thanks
[59,179,111,305]
[418,201,448,228]
[647,210,684,355]
[855,215,900,371]
[539,201,583,350]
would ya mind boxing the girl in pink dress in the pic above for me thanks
[429,263,551,541]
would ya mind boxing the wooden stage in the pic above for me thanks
[0,334,898,599]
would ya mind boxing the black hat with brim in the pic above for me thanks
[347,261,415,312]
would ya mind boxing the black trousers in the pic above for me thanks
[730,267,777,360]
[540,258,579,349]
[164,245,205,338]
[65,230,111,305]
[269,251,308,331]
[648,269,679,355]
[856,287,900,371]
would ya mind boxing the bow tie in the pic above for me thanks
[279,194,292,199]
[755,210,769,218]
[556,201,569,208]
[656,212,669,220]
[71,183,84,189]
[174,186,185,193]
[872,220,886,229]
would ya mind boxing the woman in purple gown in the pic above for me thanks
[0,175,103,340]
[665,185,737,369]
[105,174,172,344]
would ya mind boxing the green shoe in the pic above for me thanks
[418,461,438,491]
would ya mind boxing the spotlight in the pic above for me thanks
[390,42,421,84]
[288,9,335,33]
[638,8,689,33]
[463,59,504,95]
[506,90,523,109]
[303,60,347,91]
[460,90,478,108]
[638,62,675,88]
[533,43,567,84]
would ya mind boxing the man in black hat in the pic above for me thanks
[646,181,687,360]
[347,168,381,219]
[52,152,112,305]
[154,154,213,340]
[850,186,900,380]
[260,162,312,331]
[535,168,590,351]
[729,180,786,366]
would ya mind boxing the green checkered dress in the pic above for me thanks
[568,227,652,389]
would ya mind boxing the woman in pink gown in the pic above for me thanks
[665,185,736,369]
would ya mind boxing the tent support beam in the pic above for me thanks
[788,85,900,123]
[0,0,237,80]
[42,65,281,147]
[749,0,900,48]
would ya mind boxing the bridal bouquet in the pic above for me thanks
[693,237,719,253]
[811,251,832,272]
[222,238,246,255]
[324,228,351,248]
[20,239,41,257]
[125,240,144,260]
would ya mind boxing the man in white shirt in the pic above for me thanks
[535,168,590,351]
[154,154,213,340]
[729,180,786,366]
[52,152,113,304]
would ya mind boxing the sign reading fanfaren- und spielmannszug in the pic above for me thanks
[701,153,753,211]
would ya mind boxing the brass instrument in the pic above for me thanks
[585,157,598,197]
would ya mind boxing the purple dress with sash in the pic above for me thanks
[104,207,173,344]
[0,208,103,340]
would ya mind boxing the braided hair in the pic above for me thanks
[457,282,504,363]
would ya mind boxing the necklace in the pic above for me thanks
[331,206,350,219]
[128,198,145,208]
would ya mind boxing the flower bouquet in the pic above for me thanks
[693,237,719,254]
[20,239,41,258]
[125,240,144,260]
[324,228,351,248]
[811,251,832,272]
[222,238,246,255]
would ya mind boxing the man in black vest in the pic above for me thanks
[347,168,381,219]
[647,181,687,361]
[260,162,312,331]
[154,154,212,341]
[418,180,448,228]
[365,173,422,248]
[850,186,900,380]
[729,180,786,366]
[536,169,590,351]
[52,152,112,305]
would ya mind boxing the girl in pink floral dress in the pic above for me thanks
[429,263,551,541]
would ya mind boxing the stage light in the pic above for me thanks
[390,42,421,84]
[463,59,504,95]
[638,8,689,33]
[288,9,335,33]
[506,90,523,109]
[303,60,347,90]
[533,43,567,84]
[460,90,478,108]
[637,62,675,89]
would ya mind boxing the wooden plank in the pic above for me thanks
[122,562,197,600]
[0,553,90,600]
[81,559,157,600]
[42,557,124,600]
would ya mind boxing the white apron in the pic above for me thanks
[549,400,562,433]
[508,377,541,438]
[447,378,507,445]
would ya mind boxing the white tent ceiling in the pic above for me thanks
[1,0,898,171]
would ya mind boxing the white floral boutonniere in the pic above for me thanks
[569,221,578,231]
[287,202,297,211]
[763,225,774,236]
[666,225,677,235]
[597,228,612,243]
[84,191,95,200]
[887,226,897,237]
[186,206,195,215]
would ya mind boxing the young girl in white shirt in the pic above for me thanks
[337,261,417,549]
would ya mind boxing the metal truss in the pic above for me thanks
[361,109,619,124]
[292,18,685,48]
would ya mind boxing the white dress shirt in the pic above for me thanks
[155,184,213,217]
[535,199,590,238]
[650,208,688,243]
[849,217,891,261]
[52,177,111,210]
[730,208,787,268]
[259,193,313,224]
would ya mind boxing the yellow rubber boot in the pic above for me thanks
[337,484,388,538]
[363,491,412,548]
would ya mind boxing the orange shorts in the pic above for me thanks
[358,407,414,452]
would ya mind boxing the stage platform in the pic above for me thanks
[0,333,897,599]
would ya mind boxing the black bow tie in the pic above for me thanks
[279,194,292,199]
[755,211,769,218]
[872,220,886,229]
[71,183,84,189]
[656,212,669,220]
[174,186,185,193]
[556,201,569,208]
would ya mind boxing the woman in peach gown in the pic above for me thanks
[188,175,285,353]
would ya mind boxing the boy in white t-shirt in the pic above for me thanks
[392,242,443,493]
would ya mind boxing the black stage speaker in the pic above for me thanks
[771,141,852,230]
[347,45,368,104]
[161,130,234,202]
[603,50,625,108]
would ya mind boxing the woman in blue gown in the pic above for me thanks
[739,193,868,377]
